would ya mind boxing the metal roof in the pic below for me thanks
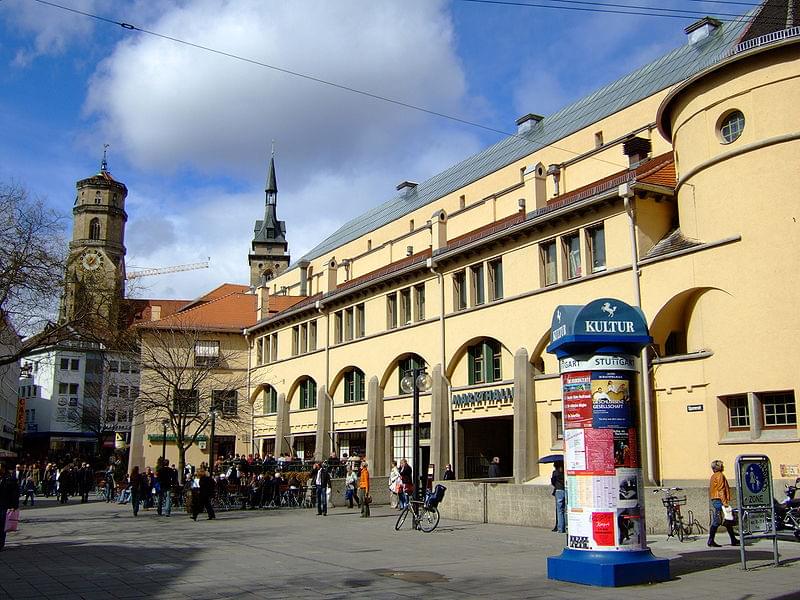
[292,13,752,270]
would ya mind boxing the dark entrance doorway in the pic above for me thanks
[458,416,513,478]
[213,435,236,460]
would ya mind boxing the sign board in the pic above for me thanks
[735,454,779,570]
[687,404,704,412]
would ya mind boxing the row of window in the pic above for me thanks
[292,319,319,356]
[109,359,140,374]
[453,258,503,311]
[387,285,425,329]
[108,385,140,400]
[60,358,80,371]
[18,385,39,398]
[540,224,605,286]
[335,305,365,343]
[195,341,221,367]
[172,389,240,416]
[725,391,796,430]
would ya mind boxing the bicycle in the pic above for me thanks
[395,499,440,532]
[653,487,706,541]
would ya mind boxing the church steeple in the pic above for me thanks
[249,146,291,288]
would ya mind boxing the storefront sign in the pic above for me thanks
[561,355,636,373]
[452,387,513,407]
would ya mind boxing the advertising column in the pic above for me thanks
[546,298,669,587]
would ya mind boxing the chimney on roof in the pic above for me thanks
[546,164,561,197]
[516,113,543,135]
[429,209,448,253]
[684,16,722,46]
[257,287,270,321]
[325,258,338,293]
[150,305,161,321]
[623,136,652,168]
[396,181,418,195]
[298,259,310,296]
[524,162,548,209]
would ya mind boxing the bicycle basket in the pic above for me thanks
[662,495,687,507]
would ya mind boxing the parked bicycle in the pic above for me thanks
[395,484,446,533]
[653,487,705,541]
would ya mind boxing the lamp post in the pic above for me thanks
[208,407,220,475]
[161,419,168,464]
[400,367,432,502]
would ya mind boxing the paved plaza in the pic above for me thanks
[1,496,799,599]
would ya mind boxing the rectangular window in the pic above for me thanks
[256,338,264,365]
[588,225,606,273]
[725,394,750,429]
[129,361,140,374]
[468,345,485,385]
[60,358,69,370]
[453,271,467,311]
[468,342,501,385]
[392,425,413,463]
[470,263,485,306]
[334,311,344,343]
[213,390,239,416]
[71,358,80,370]
[400,288,412,325]
[345,307,354,341]
[292,326,299,356]
[300,323,308,354]
[398,356,425,395]
[270,334,278,363]
[542,241,557,286]
[762,391,796,427]
[309,320,318,350]
[174,389,199,415]
[355,304,365,338]
[264,387,278,414]
[488,258,503,301]
[552,412,564,447]
[300,380,317,410]
[563,233,581,279]
[194,340,220,367]
[109,360,120,372]
[387,293,398,329]
[120,361,130,373]
[414,284,425,321]
[344,370,365,403]
[118,385,129,399]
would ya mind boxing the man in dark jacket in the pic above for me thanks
[156,461,177,516]
[79,463,93,503]
[311,462,331,516]
[191,469,216,521]
[1,462,21,551]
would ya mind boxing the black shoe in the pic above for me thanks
[731,538,740,546]
[191,515,197,521]
[707,541,722,547]
[551,527,558,532]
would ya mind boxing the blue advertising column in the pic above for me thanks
[546,298,669,587]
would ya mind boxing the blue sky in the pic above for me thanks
[0,0,739,301]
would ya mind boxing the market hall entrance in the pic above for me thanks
[457,416,513,479]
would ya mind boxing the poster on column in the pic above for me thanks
[590,372,632,429]
[616,507,643,548]
[563,371,592,429]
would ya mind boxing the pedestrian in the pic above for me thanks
[59,466,71,504]
[707,459,739,547]
[551,461,566,533]
[129,467,143,516]
[21,476,36,506]
[359,460,370,518]
[398,458,413,509]
[312,462,331,516]
[103,464,115,502]
[487,456,501,478]
[442,464,455,481]
[345,464,360,509]
[191,469,216,521]
[157,460,177,516]
[79,463,93,503]
[388,461,400,508]
[0,462,21,551]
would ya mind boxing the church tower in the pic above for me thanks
[60,150,128,326]
[248,150,290,287]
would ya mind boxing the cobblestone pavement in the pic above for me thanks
[1,496,799,599]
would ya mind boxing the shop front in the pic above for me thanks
[292,434,316,460]
[452,384,514,479]
[335,429,366,460]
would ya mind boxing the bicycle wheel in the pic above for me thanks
[674,513,686,542]
[395,506,411,531]
[418,506,440,532]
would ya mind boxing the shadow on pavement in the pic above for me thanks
[670,549,800,577]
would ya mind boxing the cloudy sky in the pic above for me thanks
[0,0,741,301]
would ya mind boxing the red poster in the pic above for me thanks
[592,512,616,547]
[563,372,592,429]
[583,429,615,475]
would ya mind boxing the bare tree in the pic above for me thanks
[134,318,249,479]
[0,181,129,367]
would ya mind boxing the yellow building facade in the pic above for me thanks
[246,14,800,486]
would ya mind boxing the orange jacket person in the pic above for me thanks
[358,461,370,518]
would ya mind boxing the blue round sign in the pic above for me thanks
[745,463,765,494]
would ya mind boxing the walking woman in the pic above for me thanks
[358,460,370,518]
[129,467,143,516]
[191,469,216,521]
[708,459,739,547]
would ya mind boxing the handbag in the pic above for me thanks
[722,504,735,522]
[364,493,373,505]
[5,509,20,533]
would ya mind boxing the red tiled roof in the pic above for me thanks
[335,248,432,294]
[125,298,192,326]
[266,295,307,314]
[638,158,676,188]
[137,290,257,332]
[444,212,526,253]
[200,283,250,301]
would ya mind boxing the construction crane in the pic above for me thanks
[126,260,210,280]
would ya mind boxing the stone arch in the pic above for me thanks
[378,351,429,392]
[649,286,728,357]
[250,383,279,414]
[287,375,317,409]
[329,365,366,401]
[445,335,510,381]
[529,327,555,375]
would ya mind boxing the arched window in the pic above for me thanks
[467,339,502,385]
[263,385,278,414]
[299,378,317,410]
[398,355,426,395]
[344,368,365,403]
[89,218,101,240]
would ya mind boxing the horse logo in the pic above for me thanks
[601,302,617,318]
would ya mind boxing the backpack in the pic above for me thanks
[425,484,447,509]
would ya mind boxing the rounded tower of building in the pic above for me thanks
[61,150,128,326]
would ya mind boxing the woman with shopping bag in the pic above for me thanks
[1,462,21,551]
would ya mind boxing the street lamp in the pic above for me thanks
[161,419,169,463]
[400,367,432,502]
[208,407,220,475]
